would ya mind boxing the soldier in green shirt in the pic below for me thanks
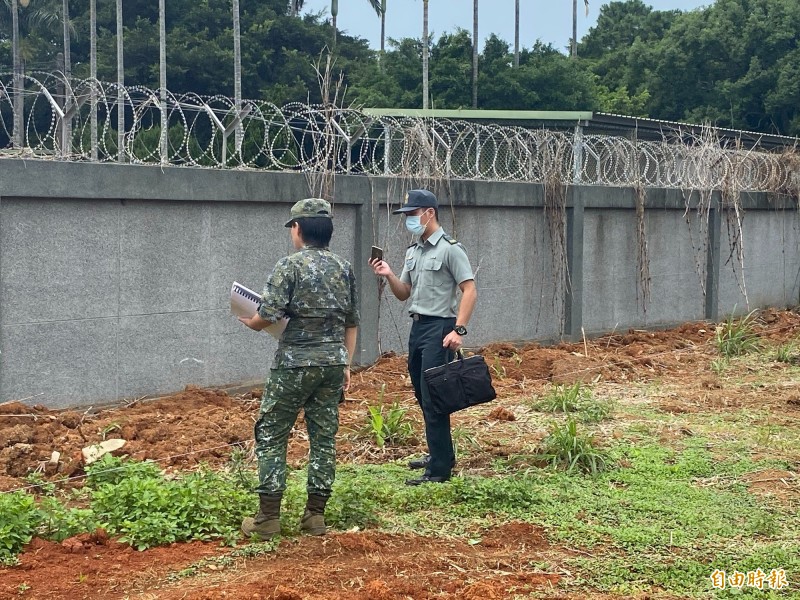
[370,189,477,485]
[239,198,360,538]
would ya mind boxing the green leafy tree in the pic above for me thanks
[578,0,679,117]
[644,0,800,133]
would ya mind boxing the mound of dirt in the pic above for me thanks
[5,310,800,493]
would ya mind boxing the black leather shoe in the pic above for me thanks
[405,474,451,486]
[407,455,431,470]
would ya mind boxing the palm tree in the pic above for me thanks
[472,0,478,108]
[116,0,124,161]
[571,0,577,57]
[90,0,97,158]
[61,0,71,154]
[61,0,70,78]
[289,0,302,17]
[233,0,242,150]
[11,0,23,147]
[514,0,519,68]
[422,0,428,109]
[571,0,589,58]
[6,0,59,147]
[330,0,382,48]
[331,0,337,46]
[158,0,167,163]
[380,0,386,57]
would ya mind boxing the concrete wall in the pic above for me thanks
[1,160,798,408]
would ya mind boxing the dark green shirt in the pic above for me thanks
[258,247,360,368]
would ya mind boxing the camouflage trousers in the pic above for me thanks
[254,366,344,497]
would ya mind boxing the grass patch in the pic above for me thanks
[715,310,761,358]
[0,445,796,595]
[532,382,614,423]
[538,418,611,475]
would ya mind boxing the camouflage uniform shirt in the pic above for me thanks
[258,247,360,368]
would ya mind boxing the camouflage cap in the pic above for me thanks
[284,198,333,227]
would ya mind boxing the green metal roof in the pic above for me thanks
[362,108,593,122]
[362,108,799,150]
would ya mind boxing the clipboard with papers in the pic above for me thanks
[230,281,288,339]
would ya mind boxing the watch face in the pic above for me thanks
[455,326,467,336]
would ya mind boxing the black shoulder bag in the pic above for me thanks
[423,352,497,415]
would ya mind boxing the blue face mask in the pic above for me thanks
[405,211,431,236]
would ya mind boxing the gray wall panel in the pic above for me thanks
[0,319,118,408]
[718,208,799,315]
[117,311,210,399]
[782,212,800,307]
[2,160,798,408]
[583,208,706,333]
[0,199,119,325]
[118,202,211,316]
[206,202,292,311]
[207,309,276,388]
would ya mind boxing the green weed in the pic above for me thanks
[452,425,482,457]
[532,383,613,423]
[715,310,761,358]
[364,400,415,448]
[227,443,256,489]
[230,538,281,558]
[325,466,387,530]
[90,465,253,550]
[775,340,798,363]
[710,357,729,374]
[490,356,507,379]
[166,539,280,582]
[0,492,40,565]
[98,422,122,441]
[85,454,162,487]
[538,418,610,475]
[37,497,99,543]
[24,471,56,496]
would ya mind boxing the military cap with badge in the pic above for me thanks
[393,189,438,214]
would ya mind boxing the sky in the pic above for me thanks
[301,0,712,54]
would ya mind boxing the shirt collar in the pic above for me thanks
[419,226,444,247]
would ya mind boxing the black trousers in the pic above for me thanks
[408,316,456,477]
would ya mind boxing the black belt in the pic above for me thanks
[410,313,449,322]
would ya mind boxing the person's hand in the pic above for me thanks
[343,366,351,392]
[369,258,393,278]
[443,330,463,351]
[239,315,262,331]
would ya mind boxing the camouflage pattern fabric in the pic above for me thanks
[254,366,343,496]
[258,247,360,369]
[283,198,332,226]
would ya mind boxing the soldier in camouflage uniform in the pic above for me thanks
[239,198,360,538]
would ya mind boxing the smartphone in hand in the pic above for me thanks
[370,246,384,263]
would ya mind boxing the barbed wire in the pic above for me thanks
[1,73,798,194]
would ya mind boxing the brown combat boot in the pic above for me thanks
[241,493,282,540]
[300,493,329,536]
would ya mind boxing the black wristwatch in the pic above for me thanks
[454,325,468,336]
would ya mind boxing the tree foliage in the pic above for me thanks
[580,0,800,134]
[0,0,798,134]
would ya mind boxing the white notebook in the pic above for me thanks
[230,281,288,339]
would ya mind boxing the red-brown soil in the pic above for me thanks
[1,525,563,600]
[2,307,800,599]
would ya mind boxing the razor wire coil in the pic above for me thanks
[1,73,797,194]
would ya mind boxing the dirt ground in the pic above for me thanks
[2,307,800,599]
